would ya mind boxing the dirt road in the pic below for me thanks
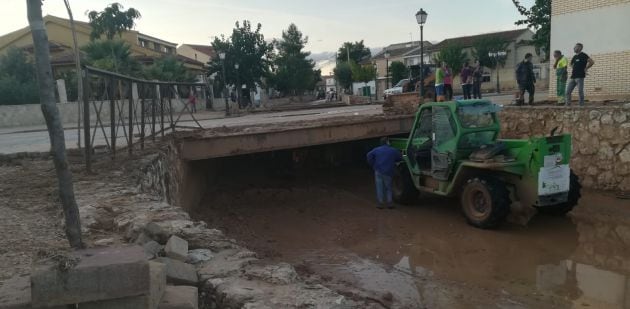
[193,163,630,308]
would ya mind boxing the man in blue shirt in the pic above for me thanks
[367,137,403,209]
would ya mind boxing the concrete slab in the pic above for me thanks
[31,246,150,307]
[0,275,64,309]
[164,236,188,261]
[79,261,166,309]
[158,286,198,309]
[156,257,198,285]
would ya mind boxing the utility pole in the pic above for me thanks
[27,0,83,249]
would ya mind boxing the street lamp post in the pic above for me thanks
[234,63,240,108]
[488,51,507,94]
[373,62,378,101]
[415,9,428,98]
[219,52,229,116]
[384,51,390,89]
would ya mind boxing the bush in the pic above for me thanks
[0,48,39,105]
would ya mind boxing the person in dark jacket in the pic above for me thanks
[516,53,536,105]
[367,137,403,209]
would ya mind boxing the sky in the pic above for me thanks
[1,0,533,56]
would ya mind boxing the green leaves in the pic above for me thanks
[333,62,353,90]
[472,37,510,69]
[270,24,320,95]
[87,2,141,41]
[144,56,194,82]
[434,44,468,73]
[389,61,408,86]
[0,48,38,105]
[337,41,371,64]
[81,40,141,75]
[512,0,550,59]
[351,63,376,84]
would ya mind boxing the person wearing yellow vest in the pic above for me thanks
[553,50,568,105]
[435,63,446,102]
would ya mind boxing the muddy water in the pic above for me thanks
[193,161,630,308]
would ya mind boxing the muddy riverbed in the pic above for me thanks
[192,156,630,309]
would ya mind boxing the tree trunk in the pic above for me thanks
[27,0,83,249]
[63,0,83,149]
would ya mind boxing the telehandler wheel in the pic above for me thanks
[393,164,419,205]
[461,177,511,229]
[537,171,582,216]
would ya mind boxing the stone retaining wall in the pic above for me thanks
[499,105,630,192]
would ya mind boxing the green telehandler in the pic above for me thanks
[389,99,582,228]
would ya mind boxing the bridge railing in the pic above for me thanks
[81,66,206,171]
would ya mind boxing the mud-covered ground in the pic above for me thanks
[192,159,630,309]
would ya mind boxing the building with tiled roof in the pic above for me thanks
[177,44,216,65]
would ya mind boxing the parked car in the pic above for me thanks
[383,79,409,99]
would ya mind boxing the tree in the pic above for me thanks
[337,41,371,64]
[87,2,141,40]
[512,0,551,59]
[207,20,274,92]
[389,61,408,86]
[82,40,141,75]
[27,0,83,249]
[351,63,376,84]
[434,44,468,74]
[333,61,353,91]
[270,24,320,95]
[144,56,194,82]
[472,37,510,68]
[0,47,39,105]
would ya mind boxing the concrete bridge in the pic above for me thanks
[175,109,414,161]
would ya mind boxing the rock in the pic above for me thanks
[31,246,150,307]
[156,257,198,285]
[623,103,630,110]
[187,249,214,264]
[135,232,153,245]
[0,275,65,309]
[79,261,166,309]
[600,113,614,125]
[245,263,299,285]
[143,240,164,260]
[589,110,602,120]
[94,238,115,246]
[613,111,627,123]
[165,236,189,262]
[198,250,257,280]
[145,222,170,244]
[620,146,630,163]
[158,286,198,309]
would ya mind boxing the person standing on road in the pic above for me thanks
[516,53,536,105]
[435,64,445,102]
[566,43,595,106]
[367,137,402,209]
[444,63,453,101]
[460,61,473,100]
[553,50,569,105]
[472,60,483,99]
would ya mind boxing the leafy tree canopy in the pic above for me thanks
[82,40,141,75]
[351,63,376,84]
[144,56,194,82]
[334,61,353,90]
[433,44,468,75]
[208,20,274,91]
[472,37,510,68]
[512,0,550,59]
[0,48,38,105]
[337,41,371,64]
[270,24,320,95]
[87,2,141,41]
[389,61,408,86]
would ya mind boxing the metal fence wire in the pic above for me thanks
[81,66,206,171]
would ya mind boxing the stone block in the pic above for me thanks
[0,275,65,309]
[31,246,150,307]
[156,257,198,285]
[187,249,214,264]
[79,261,166,309]
[165,236,188,261]
[144,240,164,260]
[158,286,198,309]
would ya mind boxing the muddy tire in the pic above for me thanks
[461,177,511,229]
[393,164,418,205]
[537,171,581,216]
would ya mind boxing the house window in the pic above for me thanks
[194,53,197,60]
[154,43,160,51]
[139,39,147,48]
